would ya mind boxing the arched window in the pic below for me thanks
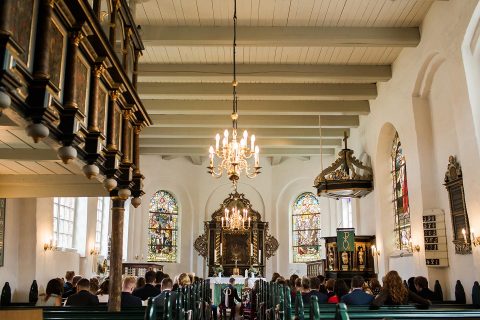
[148,190,179,263]
[392,132,411,250]
[292,192,321,263]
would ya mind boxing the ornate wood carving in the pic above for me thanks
[444,156,471,255]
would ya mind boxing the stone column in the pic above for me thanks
[108,197,125,312]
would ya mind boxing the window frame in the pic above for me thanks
[391,132,411,251]
[53,197,76,249]
[291,192,322,263]
[148,190,179,263]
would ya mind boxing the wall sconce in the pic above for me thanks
[408,238,421,253]
[43,239,57,252]
[371,245,380,257]
[471,229,480,247]
[90,248,100,256]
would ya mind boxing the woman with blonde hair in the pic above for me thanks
[178,272,191,287]
[372,270,430,306]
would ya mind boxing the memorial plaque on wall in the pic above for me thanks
[423,209,448,267]
[0,198,5,267]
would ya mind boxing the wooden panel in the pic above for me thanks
[0,163,16,174]
[0,161,35,174]
[0,130,32,149]
[37,161,73,175]
[15,161,56,174]
[8,0,35,64]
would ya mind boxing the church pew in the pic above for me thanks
[336,303,480,320]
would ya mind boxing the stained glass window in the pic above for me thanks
[392,132,411,250]
[148,190,178,262]
[292,192,321,263]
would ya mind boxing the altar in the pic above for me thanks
[208,276,265,306]
[194,190,279,278]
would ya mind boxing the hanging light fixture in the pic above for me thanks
[314,132,374,199]
[221,184,252,231]
[207,0,260,183]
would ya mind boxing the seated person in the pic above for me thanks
[341,276,374,305]
[309,276,328,304]
[372,271,430,307]
[65,278,99,306]
[133,270,161,301]
[62,271,75,298]
[152,278,177,318]
[36,278,63,306]
[121,276,142,308]
[220,278,241,320]
[414,276,436,301]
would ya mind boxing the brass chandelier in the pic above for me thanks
[207,0,260,183]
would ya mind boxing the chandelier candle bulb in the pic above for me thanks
[248,216,251,228]
[462,228,467,243]
[251,135,255,150]
[215,134,220,150]
[243,130,248,141]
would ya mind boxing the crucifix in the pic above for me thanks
[343,131,349,149]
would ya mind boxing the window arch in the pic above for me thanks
[292,192,321,263]
[148,190,179,262]
[392,132,411,250]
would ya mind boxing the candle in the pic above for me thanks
[251,135,255,151]
[209,146,214,166]
[221,217,224,227]
[254,146,259,166]
[371,245,376,256]
[462,228,467,243]
[224,129,229,139]
[248,216,251,228]
[220,243,223,256]
[250,244,253,256]
[243,130,248,141]
[215,133,220,150]
[259,250,262,262]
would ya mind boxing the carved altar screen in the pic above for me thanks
[392,132,411,250]
[292,192,322,263]
[148,190,178,263]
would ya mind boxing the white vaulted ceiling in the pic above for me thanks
[133,0,439,159]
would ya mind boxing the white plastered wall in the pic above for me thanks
[350,0,480,302]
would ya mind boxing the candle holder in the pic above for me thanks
[452,239,472,255]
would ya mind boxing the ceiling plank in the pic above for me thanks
[0,149,59,161]
[140,147,336,156]
[143,100,370,115]
[148,115,359,128]
[138,83,377,100]
[137,64,392,83]
[139,138,342,148]
[140,26,420,47]
[141,127,350,139]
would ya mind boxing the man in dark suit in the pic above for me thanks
[121,276,142,308]
[152,278,177,318]
[221,278,242,320]
[414,276,435,301]
[317,275,328,295]
[310,276,328,303]
[133,270,160,301]
[62,271,75,298]
[340,276,373,306]
[65,278,99,306]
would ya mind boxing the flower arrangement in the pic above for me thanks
[213,265,224,276]
[248,266,259,276]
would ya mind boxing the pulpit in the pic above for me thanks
[194,190,279,277]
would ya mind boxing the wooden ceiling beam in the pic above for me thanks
[147,115,359,128]
[137,64,391,83]
[140,127,350,139]
[140,147,336,156]
[139,138,342,148]
[138,83,377,100]
[141,26,420,47]
[143,100,370,116]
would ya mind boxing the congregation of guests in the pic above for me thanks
[35,268,439,319]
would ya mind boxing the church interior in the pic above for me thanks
[1,0,480,318]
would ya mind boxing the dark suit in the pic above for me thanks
[65,290,99,306]
[340,289,374,305]
[221,285,241,320]
[121,292,142,308]
[132,283,160,301]
[152,289,177,319]
[310,290,328,304]
[62,282,74,298]
[417,288,435,301]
